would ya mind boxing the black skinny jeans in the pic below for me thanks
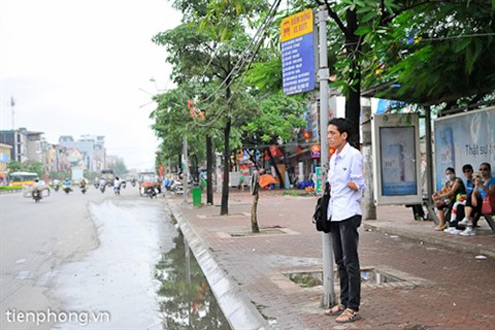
[329,215,362,311]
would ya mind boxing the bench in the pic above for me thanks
[483,214,495,232]
[423,200,495,233]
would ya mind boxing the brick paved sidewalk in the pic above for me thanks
[167,190,495,330]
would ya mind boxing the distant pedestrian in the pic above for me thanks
[323,118,365,323]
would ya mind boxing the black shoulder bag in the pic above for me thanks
[312,182,331,233]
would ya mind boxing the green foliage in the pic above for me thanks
[243,58,282,93]
[242,91,306,144]
[7,160,45,178]
[49,171,68,180]
[360,1,495,105]
[7,160,22,173]
[108,159,128,177]
[0,186,22,191]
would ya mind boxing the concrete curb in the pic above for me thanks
[364,222,495,258]
[168,202,269,330]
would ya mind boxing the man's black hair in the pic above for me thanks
[462,164,473,172]
[445,167,455,174]
[480,162,491,173]
[328,118,354,139]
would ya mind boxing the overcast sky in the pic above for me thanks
[0,0,182,171]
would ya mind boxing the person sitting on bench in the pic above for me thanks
[432,167,465,231]
[445,164,478,234]
[460,162,495,236]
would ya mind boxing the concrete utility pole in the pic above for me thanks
[318,5,336,308]
[361,98,376,219]
[183,134,189,204]
[424,106,438,224]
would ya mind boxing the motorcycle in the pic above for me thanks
[54,184,60,192]
[170,180,184,194]
[80,185,87,194]
[100,184,106,193]
[32,189,42,203]
[144,186,159,199]
[131,179,136,187]
[114,185,120,195]
[63,186,72,194]
[121,181,126,189]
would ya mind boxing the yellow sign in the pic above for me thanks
[280,9,313,42]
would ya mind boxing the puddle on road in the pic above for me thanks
[286,268,404,288]
[155,230,231,330]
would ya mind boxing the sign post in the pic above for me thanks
[281,7,334,306]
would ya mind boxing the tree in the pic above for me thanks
[7,160,22,173]
[241,91,307,185]
[7,160,45,178]
[108,159,128,177]
[360,1,495,110]
[152,0,268,215]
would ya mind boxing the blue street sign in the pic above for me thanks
[281,32,315,95]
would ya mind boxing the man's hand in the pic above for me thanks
[347,181,358,191]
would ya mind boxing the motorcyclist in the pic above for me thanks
[62,178,72,193]
[62,178,71,187]
[113,176,121,195]
[80,178,87,193]
[33,178,50,196]
[52,178,61,191]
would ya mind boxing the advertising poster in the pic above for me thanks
[379,127,418,195]
[434,107,495,190]
[371,113,422,205]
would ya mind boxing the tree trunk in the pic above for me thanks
[206,132,213,205]
[221,117,231,215]
[345,9,361,149]
[251,191,260,233]
[266,147,284,188]
[281,146,292,187]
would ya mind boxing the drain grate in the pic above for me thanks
[285,268,422,289]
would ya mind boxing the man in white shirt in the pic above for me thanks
[32,178,50,196]
[324,118,365,323]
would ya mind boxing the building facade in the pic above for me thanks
[0,143,12,183]
[58,135,106,172]
[0,128,30,163]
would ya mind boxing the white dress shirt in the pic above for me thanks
[327,142,366,221]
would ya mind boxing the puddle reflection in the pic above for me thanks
[155,230,231,329]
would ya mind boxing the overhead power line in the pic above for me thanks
[420,32,495,41]
[193,0,282,108]
[191,0,283,128]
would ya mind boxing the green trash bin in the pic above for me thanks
[192,187,202,207]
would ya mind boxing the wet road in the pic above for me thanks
[0,186,174,329]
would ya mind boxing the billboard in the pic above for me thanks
[434,107,495,190]
[371,113,422,205]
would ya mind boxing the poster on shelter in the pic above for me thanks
[379,127,418,195]
[434,107,495,190]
